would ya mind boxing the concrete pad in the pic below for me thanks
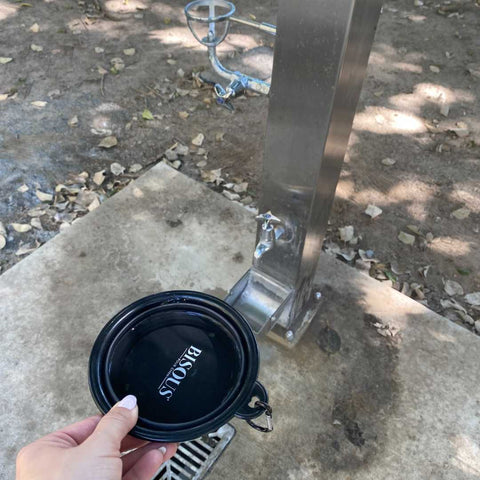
[1,164,479,480]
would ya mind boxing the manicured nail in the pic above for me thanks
[159,446,167,455]
[117,395,137,410]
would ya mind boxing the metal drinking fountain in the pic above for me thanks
[185,0,383,346]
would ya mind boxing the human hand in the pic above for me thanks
[16,395,177,480]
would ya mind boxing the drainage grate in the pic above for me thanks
[154,424,236,480]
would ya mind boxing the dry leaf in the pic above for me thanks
[223,190,240,201]
[398,231,415,245]
[464,292,480,306]
[30,217,42,229]
[16,244,37,256]
[339,226,354,242]
[429,65,440,73]
[123,48,135,56]
[142,109,154,120]
[451,207,470,220]
[166,58,177,65]
[381,157,396,166]
[87,197,100,211]
[201,168,222,184]
[98,136,118,148]
[93,170,106,185]
[0,57,13,64]
[36,190,53,202]
[31,101,47,108]
[365,204,382,219]
[98,66,108,75]
[191,133,204,146]
[178,111,189,119]
[95,47,105,53]
[17,184,29,193]
[129,164,142,173]
[12,223,32,233]
[30,44,43,52]
[110,162,125,176]
[0,94,8,101]
[233,182,249,193]
[444,280,464,296]
[29,23,40,33]
[68,115,79,127]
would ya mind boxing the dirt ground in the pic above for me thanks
[0,0,479,330]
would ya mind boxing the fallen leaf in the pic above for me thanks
[31,101,47,108]
[457,311,475,326]
[464,292,480,306]
[93,170,106,185]
[95,46,104,53]
[191,133,205,146]
[123,48,135,56]
[365,204,382,219]
[16,244,37,256]
[223,190,240,201]
[233,182,249,194]
[425,232,434,242]
[398,231,415,245]
[30,217,42,229]
[68,115,79,127]
[0,235,5,250]
[166,58,176,65]
[0,94,8,101]
[30,44,43,52]
[429,65,440,73]
[176,144,189,156]
[451,207,470,220]
[110,57,125,72]
[444,279,464,296]
[87,197,100,211]
[142,109,154,120]
[129,164,142,173]
[36,190,53,202]
[110,162,125,176]
[177,68,185,78]
[176,88,190,97]
[178,111,189,119]
[11,223,32,233]
[196,160,207,168]
[381,157,396,166]
[29,23,40,33]
[97,66,108,75]
[165,149,178,161]
[17,184,29,193]
[98,136,118,148]
[406,225,421,236]
[201,168,222,184]
[0,57,13,64]
[339,226,354,243]
[440,103,450,117]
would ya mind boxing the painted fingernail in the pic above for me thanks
[159,446,167,455]
[117,395,137,410]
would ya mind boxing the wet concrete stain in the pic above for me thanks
[165,218,183,228]
[232,252,244,263]
[309,284,400,473]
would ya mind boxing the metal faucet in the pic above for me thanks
[254,212,283,266]
[184,0,275,110]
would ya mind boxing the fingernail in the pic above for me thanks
[117,395,137,410]
[159,446,167,455]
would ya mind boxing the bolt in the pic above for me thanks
[285,330,295,342]
[315,291,322,301]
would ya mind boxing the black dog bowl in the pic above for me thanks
[89,291,272,442]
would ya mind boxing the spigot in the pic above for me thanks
[254,211,283,264]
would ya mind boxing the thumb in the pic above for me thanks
[89,395,138,449]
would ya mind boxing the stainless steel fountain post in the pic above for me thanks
[225,0,383,346]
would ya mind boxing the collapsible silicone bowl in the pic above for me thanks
[89,291,272,442]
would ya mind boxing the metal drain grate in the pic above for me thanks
[154,424,236,480]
